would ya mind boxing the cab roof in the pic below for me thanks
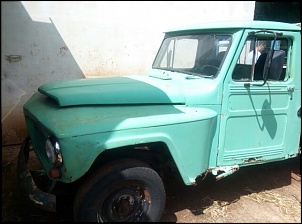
[165,20,301,34]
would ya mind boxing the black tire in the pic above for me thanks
[73,158,166,222]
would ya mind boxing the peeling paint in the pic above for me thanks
[243,157,263,163]
[210,164,240,180]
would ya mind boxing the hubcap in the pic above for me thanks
[97,186,150,222]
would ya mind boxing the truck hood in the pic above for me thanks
[38,75,186,107]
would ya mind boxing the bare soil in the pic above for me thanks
[2,144,301,222]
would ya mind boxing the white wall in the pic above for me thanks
[1,1,255,145]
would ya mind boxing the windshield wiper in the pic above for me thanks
[186,74,214,79]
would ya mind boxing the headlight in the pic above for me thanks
[45,136,63,166]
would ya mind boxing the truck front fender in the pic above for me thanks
[59,106,218,185]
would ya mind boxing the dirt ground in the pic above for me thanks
[2,144,301,223]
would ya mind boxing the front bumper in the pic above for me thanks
[17,137,56,212]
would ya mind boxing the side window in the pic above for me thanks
[232,37,289,82]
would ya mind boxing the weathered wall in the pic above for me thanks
[1,1,255,145]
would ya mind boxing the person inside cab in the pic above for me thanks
[246,41,267,65]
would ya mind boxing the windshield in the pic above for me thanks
[153,34,232,77]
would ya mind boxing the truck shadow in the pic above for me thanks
[160,156,300,222]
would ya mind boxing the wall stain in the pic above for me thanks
[60,46,69,56]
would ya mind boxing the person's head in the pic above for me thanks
[256,41,266,53]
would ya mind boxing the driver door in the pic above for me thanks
[217,31,299,166]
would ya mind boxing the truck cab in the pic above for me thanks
[18,20,301,222]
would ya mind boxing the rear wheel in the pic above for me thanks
[73,159,166,222]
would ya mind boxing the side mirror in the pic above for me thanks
[263,50,285,81]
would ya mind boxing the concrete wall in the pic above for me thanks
[1,1,255,145]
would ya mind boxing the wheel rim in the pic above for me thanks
[97,186,151,222]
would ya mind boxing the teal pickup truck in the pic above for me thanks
[18,20,301,222]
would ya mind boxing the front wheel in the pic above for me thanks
[73,159,166,222]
